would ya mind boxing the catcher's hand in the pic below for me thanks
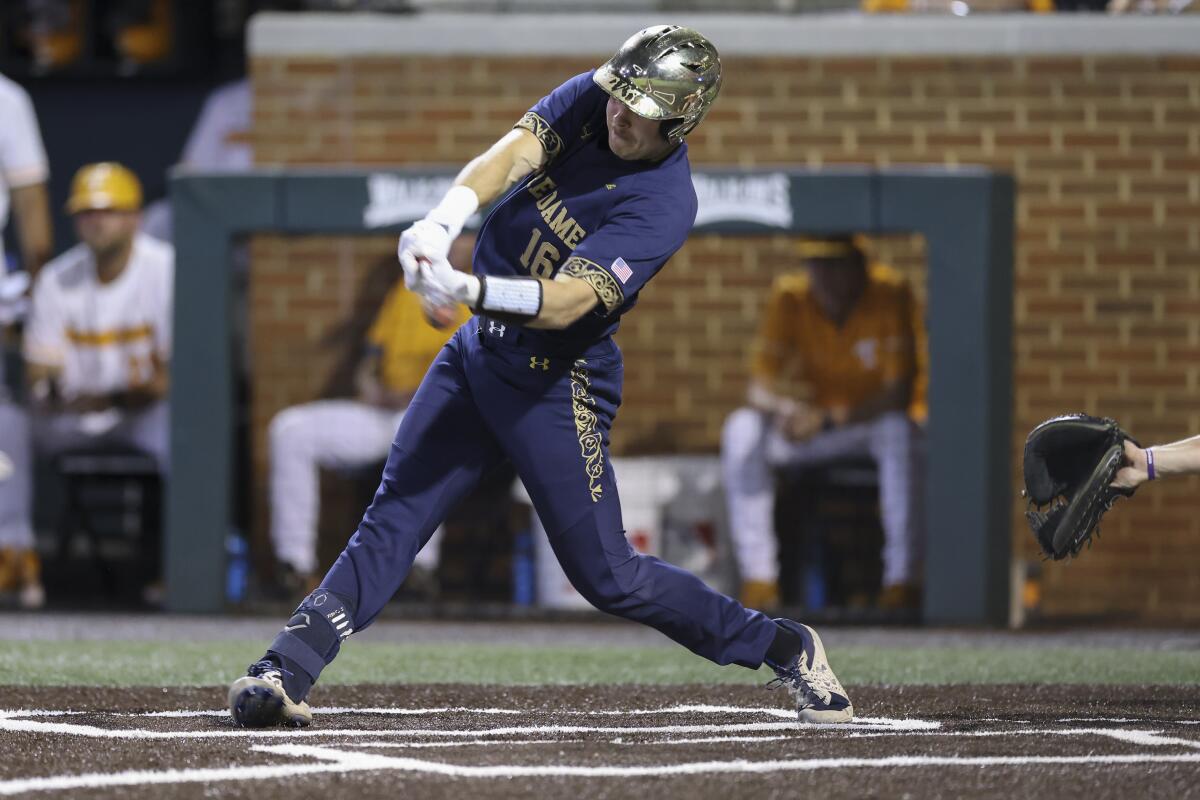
[1021,413,1138,560]
[1111,440,1150,490]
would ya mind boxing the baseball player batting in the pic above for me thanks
[228,25,853,728]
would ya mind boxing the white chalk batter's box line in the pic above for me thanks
[0,706,1198,796]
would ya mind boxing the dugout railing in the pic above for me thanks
[167,166,1014,624]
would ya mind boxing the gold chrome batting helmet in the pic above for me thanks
[593,25,722,144]
[65,162,143,214]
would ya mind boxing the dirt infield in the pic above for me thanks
[1,683,1198,799]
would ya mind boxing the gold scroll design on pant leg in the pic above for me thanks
[569,359,604,503]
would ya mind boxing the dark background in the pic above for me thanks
[0,0,290,256]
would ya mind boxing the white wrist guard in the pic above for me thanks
[476,276,543,321]
[426,185,480,240]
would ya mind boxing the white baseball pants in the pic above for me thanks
[269,400,442,576]
[721,408,924,588]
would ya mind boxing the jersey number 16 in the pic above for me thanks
[519,228,561,279]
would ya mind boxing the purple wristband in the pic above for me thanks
[1146,448,1156,481]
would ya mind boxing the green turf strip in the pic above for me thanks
[1,641,1198,687]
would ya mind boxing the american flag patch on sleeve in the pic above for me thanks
[611,257,633,284]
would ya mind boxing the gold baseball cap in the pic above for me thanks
[65,162,143,214]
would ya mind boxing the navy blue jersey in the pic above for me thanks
[473,70,698,344]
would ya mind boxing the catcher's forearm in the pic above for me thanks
[1145,434,1200,479]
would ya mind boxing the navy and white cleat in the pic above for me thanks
[228,659,312,728]
[768,619,854,724]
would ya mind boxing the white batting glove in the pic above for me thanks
[419,257,481,309]
[397,219,452,291]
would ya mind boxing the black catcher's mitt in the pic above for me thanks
[1021,413,1138,560]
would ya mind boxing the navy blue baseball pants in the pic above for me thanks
[319,316,777,672]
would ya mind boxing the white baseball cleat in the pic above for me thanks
[228,659,312,728]
[768,619,854,724]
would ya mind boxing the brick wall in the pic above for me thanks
[248,53,1200,621]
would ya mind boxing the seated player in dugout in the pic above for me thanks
[267,235,473,598]
[721,235,928,612]
[23,162,173,472]
[11,162,171,605]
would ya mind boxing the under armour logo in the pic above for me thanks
[488,321,506,336]
[530,357,550,371]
